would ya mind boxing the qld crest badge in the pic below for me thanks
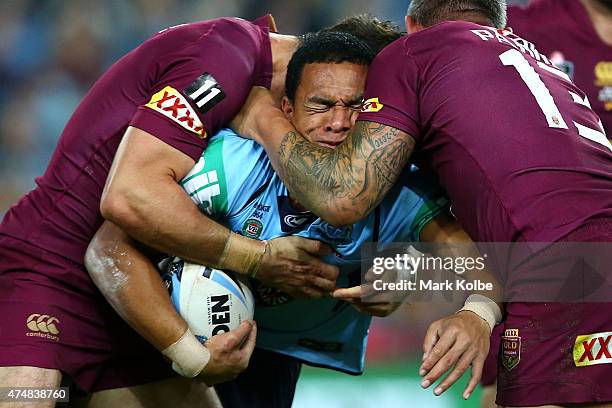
[501,328,521,370]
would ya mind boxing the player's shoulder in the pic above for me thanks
[214,129,274,216]
[150,16,265,48]
[207,128,271,185]
[181,128,270,216]
[161,16,259,33]
[370,36,409,68]
[205,128,262,165]
[193,16,266,37]
[210,128,260,151]
[409,20,486,37]
[403,21,491,52]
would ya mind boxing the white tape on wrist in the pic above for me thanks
[216,233,266,278]
[162,328,210,378]
[458,294,502,333]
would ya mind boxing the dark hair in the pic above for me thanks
[321,14,404,55]
[285,31,374,102]
[407,0,507,29]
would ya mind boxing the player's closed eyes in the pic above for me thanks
[305,105,333,113]
[305,102,363,114]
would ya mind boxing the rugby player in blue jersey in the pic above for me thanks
[85,21,494,407]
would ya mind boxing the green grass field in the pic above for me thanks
[294,360,483,408]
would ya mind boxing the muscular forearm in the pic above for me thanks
[85,222,186,350]
[421,216,504,311]
[85,222,255,380]
[102,174,263,274]
[100,127,264,275]
[258,110,413,226]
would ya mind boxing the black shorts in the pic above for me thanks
[216,348,302,408]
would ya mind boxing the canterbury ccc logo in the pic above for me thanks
[26,314,60,335]
[361,97,384,113]
[573,331,612,367]
[145,86,207,139]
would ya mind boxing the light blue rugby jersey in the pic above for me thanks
[180,129,448,374]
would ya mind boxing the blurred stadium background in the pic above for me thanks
[0,1,528,406]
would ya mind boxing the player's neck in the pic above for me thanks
[449,11,492,27]
[581,0,612,46]
[270,34,300,106]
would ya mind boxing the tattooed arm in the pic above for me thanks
[278,121,414,225]
[231,87,414,225]
[234,97,413,226]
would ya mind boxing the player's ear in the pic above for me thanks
[281,96,294,120]
[405,15,423,34]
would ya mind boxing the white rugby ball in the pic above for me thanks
[162,259,254,343]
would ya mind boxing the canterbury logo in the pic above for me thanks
[26,314,60,335]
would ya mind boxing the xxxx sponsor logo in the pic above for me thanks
[361,97,384,113]
[573,331,612,367]
[25,313,60,342]
[145,86,206,138]
[501,328,521,370]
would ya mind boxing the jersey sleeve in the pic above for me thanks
[405,168,450,241]
[180,129,273,218]
[378,167,449,243]
[357,39,422,142]
[130,18,272,161]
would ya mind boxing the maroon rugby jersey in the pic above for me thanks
[358,21,612,243]
[0,16,272,264]
[508,0,612,135]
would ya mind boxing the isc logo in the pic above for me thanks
[574,331,612,367]
[181,159,221,215]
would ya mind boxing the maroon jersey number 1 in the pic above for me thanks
[500,48,611,151]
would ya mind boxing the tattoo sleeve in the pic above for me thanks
[278,121,414,225]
